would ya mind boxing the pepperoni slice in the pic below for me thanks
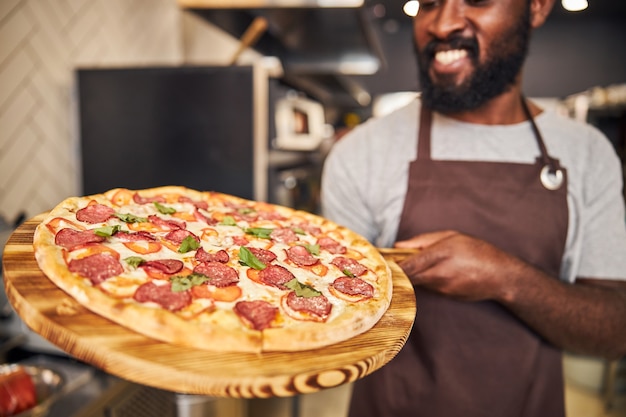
[178,196,209,210]
[193,262,239,287]
[234,300,278,330]
[148,215,185,230]
[317,237,347,254]
[246,247,277,264]
[331,256,368,276]
[270,228,298,244]
[258,265,295,289]
[76,203,115,224]
[68,253,123,285]
[114,231,156,242]
[195,248,229,263]
[133,193,165,204]
[331,277,374,298]
[286,245,319,266]
[164,229,198,245]
[141,259,184,274]
[55,228,105,250]
[285,291,332,320]
[133,281,191,311]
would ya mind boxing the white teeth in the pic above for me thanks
[434,49,468,65]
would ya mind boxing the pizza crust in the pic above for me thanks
[33,186,393,353]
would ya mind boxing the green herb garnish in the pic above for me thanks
[244,227,273,239]
[284,278,321,297]
[238,246,266,270]
[154,201,176,214]
[93,225,121,237]
[114,212,148,223]
[342,269,356,278]
[303,243,320,256]
[219,216,237,226]
[124,256,145,268]
[170,273,210,292]
[178,236,200,253]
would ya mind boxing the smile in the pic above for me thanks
[434,49,469,65]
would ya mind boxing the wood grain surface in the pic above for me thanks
[2,214,416,398]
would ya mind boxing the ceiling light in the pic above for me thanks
[403,0,419,17]
[561,0,588,12]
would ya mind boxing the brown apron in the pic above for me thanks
[348,102,569,417]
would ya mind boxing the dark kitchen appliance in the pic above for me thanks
[76,63,329,208]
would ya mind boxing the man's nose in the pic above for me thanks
[428,1,468,40]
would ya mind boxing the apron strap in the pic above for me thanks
[417,104,432,161]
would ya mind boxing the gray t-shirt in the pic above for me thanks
[321,99,626,283]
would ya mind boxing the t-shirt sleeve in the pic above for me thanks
[575,128,626,281]
[321,131,378,244]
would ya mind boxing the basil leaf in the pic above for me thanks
[124,256,145,268]
[114,212,148,223]
[238,246,266,270]
[284,278,321,298]
[245,227,273,239]
[154,201,176,214]
[304,243,320,256]
[94,225,121,237]
[170,273,209,292]
[219,216,237,226]
[178,236,200,253]
[342,269,356,278]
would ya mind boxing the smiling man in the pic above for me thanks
[321,0,626,415]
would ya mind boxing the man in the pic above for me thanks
[320,0,626,415]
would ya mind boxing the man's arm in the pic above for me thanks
[396,231,626,359]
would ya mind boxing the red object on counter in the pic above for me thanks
[0,366,37,417]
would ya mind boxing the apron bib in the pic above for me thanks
[349,102,569,417]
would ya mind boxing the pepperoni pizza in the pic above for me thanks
[32,186,392,352]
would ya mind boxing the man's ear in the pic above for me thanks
[530,0,556,28]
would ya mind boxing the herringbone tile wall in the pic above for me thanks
[0,0,185,225]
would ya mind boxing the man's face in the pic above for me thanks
[413,0,531,113]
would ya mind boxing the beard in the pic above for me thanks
[415,6,531,113]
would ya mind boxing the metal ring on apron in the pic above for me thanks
[540,165,564,190]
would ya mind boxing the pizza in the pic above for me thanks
[32,186,392,353]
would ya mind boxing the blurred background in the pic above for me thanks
[1,0,625,416]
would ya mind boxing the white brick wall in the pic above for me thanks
[0,0,248,225]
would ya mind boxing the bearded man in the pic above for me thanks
[321,0,626,415]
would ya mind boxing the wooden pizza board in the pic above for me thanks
[2,214,416,398]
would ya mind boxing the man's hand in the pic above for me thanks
[395,231,527,302]
[395,230,626,359]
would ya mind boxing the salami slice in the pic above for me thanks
[259,265,295,289]
[234,300,278,330]
[193,262,239,287]
[164,229,198,245]
[286,245,319,266]
[114,231,156,242]
[178,195,208,210]
[246,247,277,264]
[133,193,166,204]
[317,237,347,254]
[76,203,115,224]
[331,256,368,276]
[148,215,185,230]
[270,228,299,244]
[141,259,184,274]
[55,228,105,250]
[68,253,123,285]
[285,291,332,320]
[195,247,229,263]
[133,281,191,311]
[331,277,374,298]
